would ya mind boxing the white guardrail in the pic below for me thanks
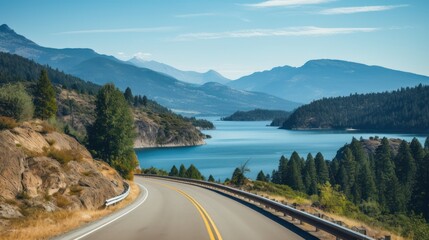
[105,182,130,207]
[140,174,374,240]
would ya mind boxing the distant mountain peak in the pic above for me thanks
[0,24,13,32]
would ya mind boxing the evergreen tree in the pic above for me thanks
[231,168,244,186]
[315,152,329,184]
[185,164,203,180]
[303,153,318,195]
[208,175,215,182]
[271,170,281,184]
[375,138,401,212]
[178,164,187,177]
[169,165,179,176]
[124,87,133,105]
[395,140,416,211]
[34,69,57,120]
[357,156,377,202]
[87,84,137,180]
[142,95,148,106]
[285,152,305,191]
[256,170,268,182]
[339,147,356,199]
[278,155,288,184]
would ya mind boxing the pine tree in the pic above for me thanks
[340,147,356,199]
[286,152,305,191]
[208,175,215,182]
[256,170,267,182]
[395,140,416,211]
[169,165,179,176]
[185,164,203,180]
[178,164,187,177]
[124,87,133,105]
[143,95,148,106]
[34,69,57,120]
[278,155,288,184]
[87,83,137,180]
[315,152,329,185]
[303,153,318,195]
[231,168,244,186]
[375,138,401,212]
[357,156,377,202]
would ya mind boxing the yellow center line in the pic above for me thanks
[146,179,223,240]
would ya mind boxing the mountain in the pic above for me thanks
[128,57,230,85]
[0,24,299,115]
[68,57,300,115]
[229,59,429,103]
[281,84,429,132]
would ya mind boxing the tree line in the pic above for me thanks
[264,137,429,220]
[281,84,429,132]
[222,108,291,121]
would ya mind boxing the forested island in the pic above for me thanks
[222,108,290,121]
[280,85,429,132]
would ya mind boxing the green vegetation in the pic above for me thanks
[265,136,429,238]
[154,164,206,181]
[185,117,215,130]
[230,160,250,186]
[87,84,138,180]
[0,83,34,121]
[222,108,290,121]
[34,70,57,120]
[282,84,429,132]
[0,52,100,94]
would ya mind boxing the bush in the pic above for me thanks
[0,83,34,121]
[0,116,18,130]
[48,148,82,165]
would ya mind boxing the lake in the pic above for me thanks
[136,117,427,181]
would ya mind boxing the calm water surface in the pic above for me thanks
[136,117,426,181]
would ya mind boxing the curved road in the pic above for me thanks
[63,176,317,240]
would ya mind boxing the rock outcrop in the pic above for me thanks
[0,121,124,219]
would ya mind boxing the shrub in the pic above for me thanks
[48,148,82,165]
[0,116,18,130]
[0,83,34,121]
[40,121,56,134]
[54,194,71,208]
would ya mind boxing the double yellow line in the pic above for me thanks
[149,180,223,240]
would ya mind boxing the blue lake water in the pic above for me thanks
[136,117,426,181]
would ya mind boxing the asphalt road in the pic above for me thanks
[62,176,317,240]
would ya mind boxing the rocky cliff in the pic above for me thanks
[0,121,125,220]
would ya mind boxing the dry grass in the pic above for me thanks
[0,182,140,240]
[47,147,83,165]
[0,116,18,130]
[251,190,403,240]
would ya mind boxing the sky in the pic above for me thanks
[0,0,428,79]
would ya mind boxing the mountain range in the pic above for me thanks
[128,57,230,85]
[0,24,299,115]
[228,59,429,103]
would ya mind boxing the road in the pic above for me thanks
[62,176,317,240]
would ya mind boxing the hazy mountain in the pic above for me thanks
[68,57,300,115]
[0,24,117,71]
[0,24,300,115]
[229,59,429,103]
[128,57,230,85]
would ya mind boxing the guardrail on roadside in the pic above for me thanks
[140,174,373,240]
[105,182,130,207]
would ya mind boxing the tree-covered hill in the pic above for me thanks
[281,85,429,132]
[0,52,100,94]
[0,52,211,147]
[222,108,291,121]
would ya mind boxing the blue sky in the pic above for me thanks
[1,0,428,79]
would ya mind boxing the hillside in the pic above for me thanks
[229,59,429,103]
[222,109,291,121]
[128,57,230,85]
[0,121,125,215]
[0,24,299,115]
[281,85,429,133]
[0,52,207,147]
